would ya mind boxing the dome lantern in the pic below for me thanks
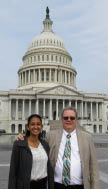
[42,7,53,33]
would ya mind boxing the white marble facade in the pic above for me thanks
[0,9,108,134]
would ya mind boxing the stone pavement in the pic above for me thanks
[0,135,108,189]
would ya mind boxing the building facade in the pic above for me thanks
[0,9,108,134]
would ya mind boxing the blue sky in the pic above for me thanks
[0,0,108,94]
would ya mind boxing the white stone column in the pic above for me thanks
[22,72,24,85]
[61,70,62,83]
[15,99,18,120]
[55,69,57,82]
[84,101,87,118]
[74,75,76,87]
[25,71,26,84]
[69,72,70,85]
[19,74,21,86]
[43,99,45,117]
[69,100,71,107]
[97,124,99,133]
[49,99,52,120]
[63,99,65,109]
[9,99,12,120]
[98,103,102,120]
[102,102,106,121]
[65,71,67,83]
[90,102,93,121]
[28,70,30,83]
[22,99,25,120]
[56,99,59,120]
[75,100,77,110]
[33,70,35,83]
[39,69,41,82]
[29,100,31,116]
[36,99,39,114]
[96,102,98,121]
[15,123,18,133]
[81,101,83,118]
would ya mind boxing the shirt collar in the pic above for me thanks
[63,129,76,137]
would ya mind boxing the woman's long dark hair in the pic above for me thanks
[26,114,43,139]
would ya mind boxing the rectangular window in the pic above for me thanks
[46,70,49,81]
[41,71,44,81]
[51,70,54,81]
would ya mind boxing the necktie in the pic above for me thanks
[62,134,71,186]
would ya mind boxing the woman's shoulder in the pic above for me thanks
[40,138,49,150]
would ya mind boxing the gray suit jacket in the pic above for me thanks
[46,127,99,189]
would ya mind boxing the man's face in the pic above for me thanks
[62,110,77,133]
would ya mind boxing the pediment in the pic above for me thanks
[38,85,82,96]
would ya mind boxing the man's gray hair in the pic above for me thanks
[61,107,77,119]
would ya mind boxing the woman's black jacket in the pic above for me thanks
[8,136,50,189]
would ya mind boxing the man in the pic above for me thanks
[17,107,99,189]
[46,107,99,189]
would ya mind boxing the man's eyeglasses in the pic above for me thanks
[63,116,76,121]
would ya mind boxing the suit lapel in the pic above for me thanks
[76,128,84,169]
[55,129,63,164]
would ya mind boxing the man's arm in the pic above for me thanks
[16,134,25,141]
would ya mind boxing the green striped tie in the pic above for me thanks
[62,134,71,186]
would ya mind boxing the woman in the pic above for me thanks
[8,114,50,189]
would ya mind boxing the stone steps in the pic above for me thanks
[49,120,62,130]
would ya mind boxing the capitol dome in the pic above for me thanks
[27,31,66,52]
[18,7,77,91]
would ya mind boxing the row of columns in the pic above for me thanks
[23,54,70,66]
[9,99,103,121]
[19,68,76,87]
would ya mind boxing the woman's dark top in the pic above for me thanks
[8,136,50,189]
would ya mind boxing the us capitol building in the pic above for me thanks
[0,8,108,134]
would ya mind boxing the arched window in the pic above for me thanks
[11,124,15,133]
[18,124,22,133]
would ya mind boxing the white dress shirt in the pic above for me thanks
[54,129,83,185]
[30,143,48,180]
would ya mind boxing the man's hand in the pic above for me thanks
[16,134,25,141]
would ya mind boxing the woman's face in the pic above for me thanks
[27,117,43,136]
